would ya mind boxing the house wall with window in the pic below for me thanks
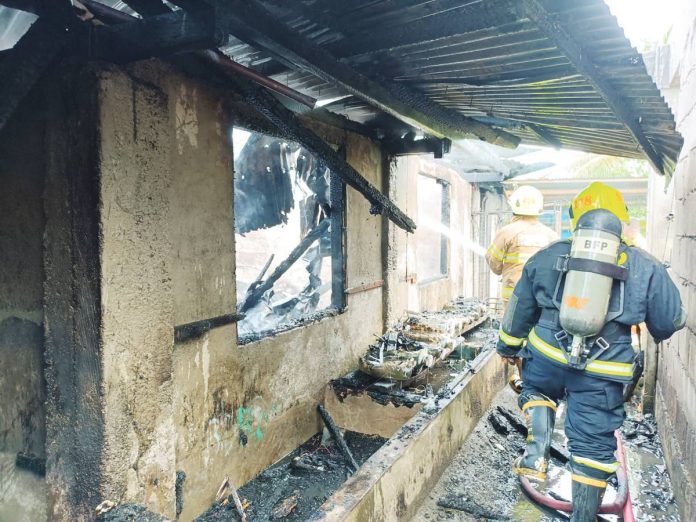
[0,59,483,520]
[384,156,477,326]
[26,59,395,520]
[89,62,389,520]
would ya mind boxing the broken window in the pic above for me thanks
[415,174,450,283]
[233,128,345,342]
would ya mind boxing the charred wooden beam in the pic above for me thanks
[121,0,169,18]
[208,0,520,148]
[212,65,417,232]
[318,404,360,472]
[0,10,72,133]
[527,123,561,150]
[89,8,223,63]
[516,0,665,174]
[168,0,204,12]
[239,219,332,313]
[0,0,39,13]
[174,313,246,343]
[384,135,452,158]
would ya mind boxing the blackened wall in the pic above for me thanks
[0,86,46,459]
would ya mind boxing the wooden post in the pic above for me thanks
[642,331,659,414]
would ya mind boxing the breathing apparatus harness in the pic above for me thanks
[550,209,628,370]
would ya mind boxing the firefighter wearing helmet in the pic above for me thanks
[486,185,558,392]
[497,181,685,521]
[486,186,558,305]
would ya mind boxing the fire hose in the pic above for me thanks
[519,431,636,519]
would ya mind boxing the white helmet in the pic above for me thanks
[508,185,543,216]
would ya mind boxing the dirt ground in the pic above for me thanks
[410,387,680,522]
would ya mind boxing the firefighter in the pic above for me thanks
[486,185,558,305]
[486,185,558,392]
[497,182,685,521]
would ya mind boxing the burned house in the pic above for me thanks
[0,0,692,521]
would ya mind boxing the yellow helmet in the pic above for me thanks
[508,185,543,216]
[569,181,629,230]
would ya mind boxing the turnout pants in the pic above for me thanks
[521,352,625,477]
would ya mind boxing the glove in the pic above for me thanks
[496,339,520,358]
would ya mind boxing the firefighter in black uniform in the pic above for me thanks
[497,182,686,521]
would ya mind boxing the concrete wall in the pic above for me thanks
[0,81,47,522]
[173,112,386,520]
[384,156,476,326]
[0,86,46,459]
[35,61,387,520]
[648,6,696,521]
[14,58,483,520]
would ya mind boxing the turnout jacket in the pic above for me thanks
[497,240,686,383]
[486,216,558,300]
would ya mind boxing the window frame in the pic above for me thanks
[416,173,451,286]
[232,126,347,344]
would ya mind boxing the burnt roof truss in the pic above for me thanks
[206,0,521,148]
[0,0,683,177]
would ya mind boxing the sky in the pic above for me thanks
[604,0,687,50]
[511,0,688,175]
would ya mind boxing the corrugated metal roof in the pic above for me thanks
[0,0,682,175]
[218,0,681,174]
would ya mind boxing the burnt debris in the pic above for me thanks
[234,129,345,340]
[359,297,489,381]
[195,432,385,521]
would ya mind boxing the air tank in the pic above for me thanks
[559,209,623,366]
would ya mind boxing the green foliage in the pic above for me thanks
[567,155,650,180]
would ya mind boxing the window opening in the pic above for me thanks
[233,128,345,342]
[415,174,450,284]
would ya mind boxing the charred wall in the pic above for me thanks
[0,86,46,459]
[0,77,47,522]
[43,65,105,521]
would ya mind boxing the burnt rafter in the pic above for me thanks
[213,63,416,232]
[0,7,73,133]
[515,0,665,174]
[121,0,169,18]
[89,8,224,62]
[207,0,520,148]
[527,123,561,151]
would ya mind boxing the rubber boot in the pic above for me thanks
[569,457,615,521]
[569,477,605,522]
[508,375,523,394]
[512,394,557,481]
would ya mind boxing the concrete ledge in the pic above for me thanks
[655,384,696,522]
[311,350,507,521]
[324,388,423,439]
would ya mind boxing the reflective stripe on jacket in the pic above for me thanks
[486,216,558,300]
[497,240,686,383]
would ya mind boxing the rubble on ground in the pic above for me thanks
[196,432,385,521]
